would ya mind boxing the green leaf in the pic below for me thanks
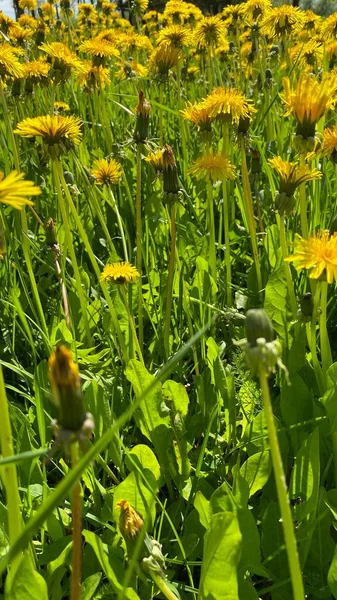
[83,530,139,600]
[81,573,102,600]
[281,373,313,452]
[328,546,337,599]
[5,553,48,600]
[289,428,320,521]
[261,501,288,581]
[194,491,210,530]
[239,451,272,497]
[199,512,242,600]
[126,445,162,486]
[264,267,289,342]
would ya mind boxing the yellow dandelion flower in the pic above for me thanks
[0,170,41,210]
[194,14,226,48]
[91,158,122,185]
[9,24,33,43]
[0,44,24,80]
[281,74,337,139]
[133,0,148,14]
[40,42,84,76]
[145,149,164,173]
[321,12,337,40]
[77,62,110,90]
[117,500,143,539]
[242,0,271,23]
[0,11,16,34]
[285,231,337,284]
[268,156,322,195]
[163,0,189,24]
[101,262,140,284]
[326,40,337,67]
[181,101,214,131]
[289,39,323,69]
[21,60,50,81]
[149,43,181,75]
[189,152,236,182]
[261,5,305,37]
[18,14,38,29]
[304,9,321,33]
[79,37,119,60]
[322,125,337,160]
[78,3,96,16]
[222,4,244,26]
[14,115,82,149]
[19,0,37,9]
[199,87,256,124]
[115,31,153,54]
[157,24,192,48]
[54,101,70,113]
[40,2,55,16]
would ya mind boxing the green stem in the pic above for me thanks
[222,126,232,308]
[52,160,92,347]
[119,286,143,363]
[163,203,177,358]
[240,136,263,298]
[319,280,332,374]
[258,367,305,600]
[310,283,325,396]
[150,572,179,600]
[206,179,217,284]
[278,216,298,323]
[299,157,309,239]
[109,187,128,261]
[0,367,23,584]
[70,442,82,600]
[159,84,164,144]
[136,144,143,352]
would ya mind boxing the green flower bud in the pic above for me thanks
[245,309,274,346]
[275,191,296,216]
[133,90,151,144]
[45,217,58,247]
[63,170,75,185]
[299,292,314,320]
[49,345,87,432]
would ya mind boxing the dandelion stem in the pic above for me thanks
[206,179,217,284]
[222,125,232,307]
[258,366,305,600]
[119,285,143,363]
[299,157,309,239]
[319,280,332,374]
[310,283,325,396]
[136,144,143,352]
[0,366,23,586]
[109,187,128,261]
[164,202,177,358]
[240,135,263,299]
[150,573,179,600]
[278,216,298,323]
[70,441,82,600]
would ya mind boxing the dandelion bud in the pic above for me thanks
[162,145,181,204]
[299,292,314,320]
[274,191,296,216]
[238,116,251,135]
[117,500,166,576]
[63,170,74,185]
[134,90,151,144]
[45,217,58,247]
[245,309,274,346]
[49,345,87,432]
[330,215,337,236]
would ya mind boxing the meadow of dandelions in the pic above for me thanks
[2,0,337,599]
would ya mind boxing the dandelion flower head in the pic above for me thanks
[285,231,337,284]
[101,262,140,285]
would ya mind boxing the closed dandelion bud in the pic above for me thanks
[49,345,87,432]
[45,217,58,247]
[63,170,74,185]
[134,90,151,144]
[162,145,181,204]
[274,191,296,216]
[245,309,274,347]
[330,215,337,236]
[299,292,314,320]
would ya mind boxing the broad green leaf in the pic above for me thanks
[199,512,242,600]
[81,573,102,600]
[239,451,272,497]
[328,546,337,599]
[238,578,259,599]
[83,530,139,600]
[305,488,335,597]
[162,380,189,417]
[261,501,288,581]
[113,470,157,529]
[289,428,320,521]
[194,491,210,530]
[264,267,289,342]
[126,445,161,485]
[5,553,48,600]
